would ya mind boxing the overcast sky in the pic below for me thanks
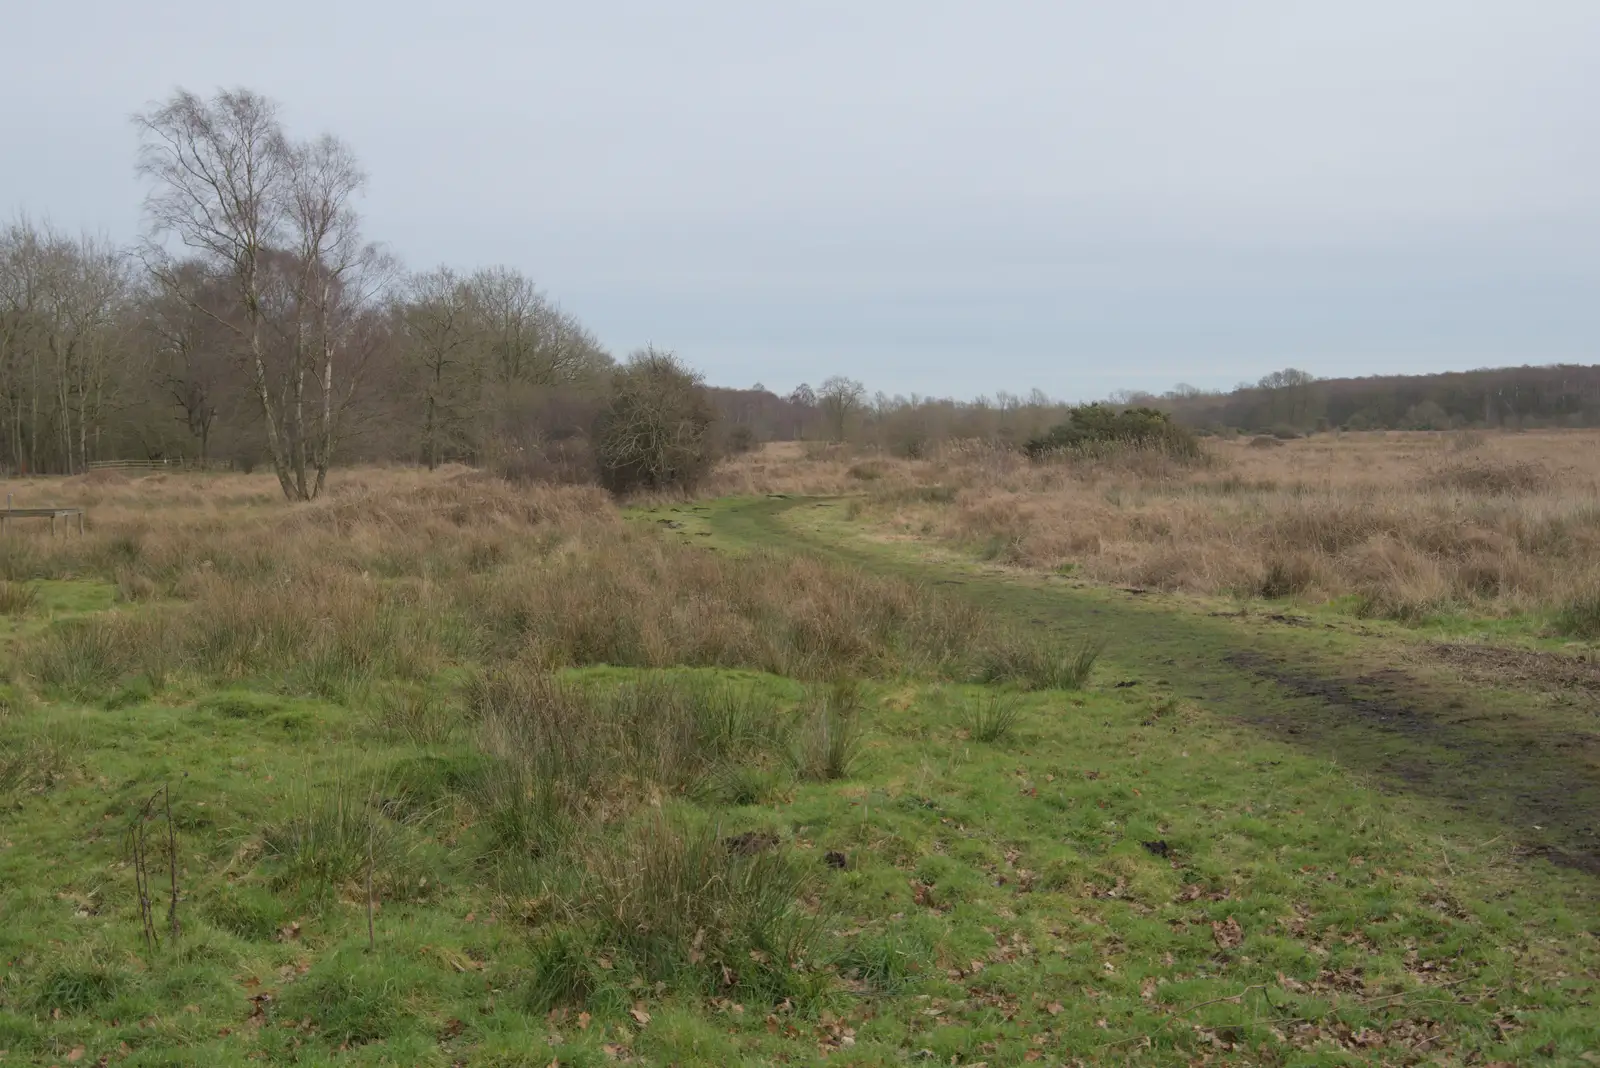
[5,1,1597,399]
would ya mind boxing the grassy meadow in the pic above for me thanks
[711,430,1600,634]
[0,457,1595,1066]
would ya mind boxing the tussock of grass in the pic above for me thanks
[522,927,607,1012]
[575,817,822,995]
[1553,587,1600,639]
[0,537,41,582]
[0,681,30,719]
[0,580,37,615]
[197,689,283,719]
[466,670,790,858]
[0,715,82,795]
[260,778,427,900]
[201,883,288,943]
[273,947,417,1047]
[960,691,1025,743]
[373,683,458,745]
[834,927,930,993]
[789,678,864,781]
[847,461,883,481]
[32,964,122,1015]
[455,671,832,997]
[972,633,1102,690]
[27,619,128,699]
[1257,553,1319,598]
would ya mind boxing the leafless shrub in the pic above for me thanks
[1421,460,1550,495]
[595,348,718,494]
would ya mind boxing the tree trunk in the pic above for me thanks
[292,361,308,499]
[250,318,300,500]
[313,285,335,499]
[424,392,437,471]
[424,359,442,471]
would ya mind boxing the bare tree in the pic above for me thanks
[788,383,817,439]
[399,267,479,469]
[468,266,612,388]
[818,375,865,442]
[142,262,233,462]
[136,88,296,492]
[279,134,393,496]
[0,219,134,473]
[44,232,134,472]
[135,87,384,499]
[0,219,47,472]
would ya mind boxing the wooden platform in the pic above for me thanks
[0,506,85,535]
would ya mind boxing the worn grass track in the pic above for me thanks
[687,495,1600,883]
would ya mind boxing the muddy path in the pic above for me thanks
[707,496,1600,878]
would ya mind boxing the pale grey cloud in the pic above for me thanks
[5,1,1596,397]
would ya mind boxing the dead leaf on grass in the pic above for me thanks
[1212,915,1244,949]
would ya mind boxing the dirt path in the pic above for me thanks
[706,495,1600,877]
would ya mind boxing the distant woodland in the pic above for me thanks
[3,87,1595,492]
[1139,365,1600,436]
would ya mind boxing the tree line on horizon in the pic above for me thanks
[0,87,628,496]
[1140,364,1600,436]
[719,360,1600,456]
[4,87,1594,495]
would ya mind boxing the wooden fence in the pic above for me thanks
[84,458,235,472]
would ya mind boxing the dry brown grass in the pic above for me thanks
[4,464,1074,699]
[710,431,1600,621]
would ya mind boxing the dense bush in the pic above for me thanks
[1022,405,1202,461]
[594,348,719,494]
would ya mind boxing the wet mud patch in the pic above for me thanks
[1225,652,1437,737]
[1223,650,1600,877]
[1429,641,1600,699]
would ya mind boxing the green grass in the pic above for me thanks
[1553,586,1600,639]
[1,662,1593,1065]
[0,504,1594,1066]
[710,495,1600,867]
[958,690,1025,743]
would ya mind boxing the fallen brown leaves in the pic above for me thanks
[816,1012,857,1054]
[1210,916,1243,950]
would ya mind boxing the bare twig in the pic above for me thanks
[1261,976,1482,1028]
[128,788,165,954]
[165,783,181,941]
[127,818,154,954]
[1159,984,1270,1029]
